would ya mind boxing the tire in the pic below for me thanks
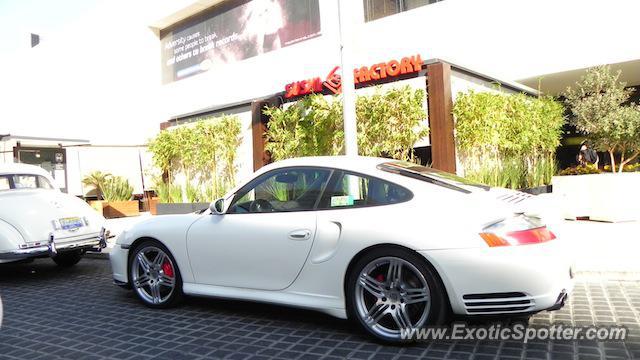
[52,250,82,267]
[346,247,449,344]
[128,240,182,308]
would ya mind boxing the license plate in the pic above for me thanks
[59,217,84,230]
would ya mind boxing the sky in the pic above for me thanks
[0,0,98,57]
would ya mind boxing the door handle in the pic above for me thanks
[288,229,312,241]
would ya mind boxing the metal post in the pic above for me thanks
[337,0,358,156]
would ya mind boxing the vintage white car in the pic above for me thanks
[111,156,573,343]
[0,163,107,266]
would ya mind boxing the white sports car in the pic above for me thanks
[110,156,573,343]
[0,163,107,266]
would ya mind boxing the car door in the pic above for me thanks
[186,167,332,290]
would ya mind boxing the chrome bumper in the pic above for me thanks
[0,228,107,260]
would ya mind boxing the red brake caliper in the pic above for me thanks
[376,274,385,282]
[162,260,174,278]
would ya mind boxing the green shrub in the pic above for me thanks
[148,114,242,200]
[102,176,134,202]
[154,181,182,203]
[558,165,601,176]
[453,90,565,188]
[603,163,640,172]
[263,86,428,162]
[185,182,204,203]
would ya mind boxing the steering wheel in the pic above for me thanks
[250,199,274,213]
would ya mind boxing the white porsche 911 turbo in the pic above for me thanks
[110,156,573,343]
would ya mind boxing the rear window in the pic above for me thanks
[377,161,489,194]
[0,174,55,191]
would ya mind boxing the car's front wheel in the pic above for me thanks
[129,241,182,308]
[52,250,82,267]
[346,247,449,343]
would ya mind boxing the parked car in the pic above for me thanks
[110,156,573,343]
[0,163,107,266]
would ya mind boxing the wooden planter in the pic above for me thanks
[149,197,159,215]
[88,200,107,216]
[104,200,140,218]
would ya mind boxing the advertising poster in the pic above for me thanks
[161,0,321,83]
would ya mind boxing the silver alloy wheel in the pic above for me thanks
[131,246,176,305]
[355,256,431,339]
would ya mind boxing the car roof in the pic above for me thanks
[0,163,52,178]
[261,156,398,173]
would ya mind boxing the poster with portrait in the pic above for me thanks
[161,0,321,83]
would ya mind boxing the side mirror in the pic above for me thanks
[210,198,225,215]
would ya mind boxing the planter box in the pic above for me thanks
[156,202,210,215]
[88,200,107,216]
[143,197,159,215]
[552,172,640,222]
[104,200,140,218]
[520,185,552,195]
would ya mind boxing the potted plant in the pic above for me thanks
[82,171,112,215]
[102,176,139,218]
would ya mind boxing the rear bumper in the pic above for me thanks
[420,239,574,316]
[0,228,107,260]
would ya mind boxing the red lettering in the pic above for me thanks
[284,82,297,98]
[386,60,401,77]
[285,55,423,95]
[370,65,380,80]
[400,57,413,74]
[411,54,423,72]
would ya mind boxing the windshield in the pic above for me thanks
[0,174,55,191]
[377,161,489,193]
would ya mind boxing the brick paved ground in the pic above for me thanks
[0,258,639,360]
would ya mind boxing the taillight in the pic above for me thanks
[480,227,556,247]
[480,215,556,247]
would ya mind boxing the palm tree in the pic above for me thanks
[82,171,112,200]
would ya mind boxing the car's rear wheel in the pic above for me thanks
[346,247,448,343]
[52,250,82,267]
[129,241,182,308]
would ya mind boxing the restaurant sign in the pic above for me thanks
[284,54,423,99]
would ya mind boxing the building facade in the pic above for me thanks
[2,0,639,196]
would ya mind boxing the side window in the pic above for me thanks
[38,176,54,189]
[0,176,10,191]
[14,175,37,189]
[319,171,411,209]
[227,168,331,214]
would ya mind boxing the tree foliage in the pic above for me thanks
[147,115,242,202]
[564,66,640,172]
[82,171,112,200]
[453,91,565,188]
[263,86,428,161]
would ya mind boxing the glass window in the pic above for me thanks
[14,175,37,189]
[228,168,331,213]
[38,176,54,189]
[0,177,9,191]
[0,174,55,190]
[319,171,412,209]
[363,0,440,22]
